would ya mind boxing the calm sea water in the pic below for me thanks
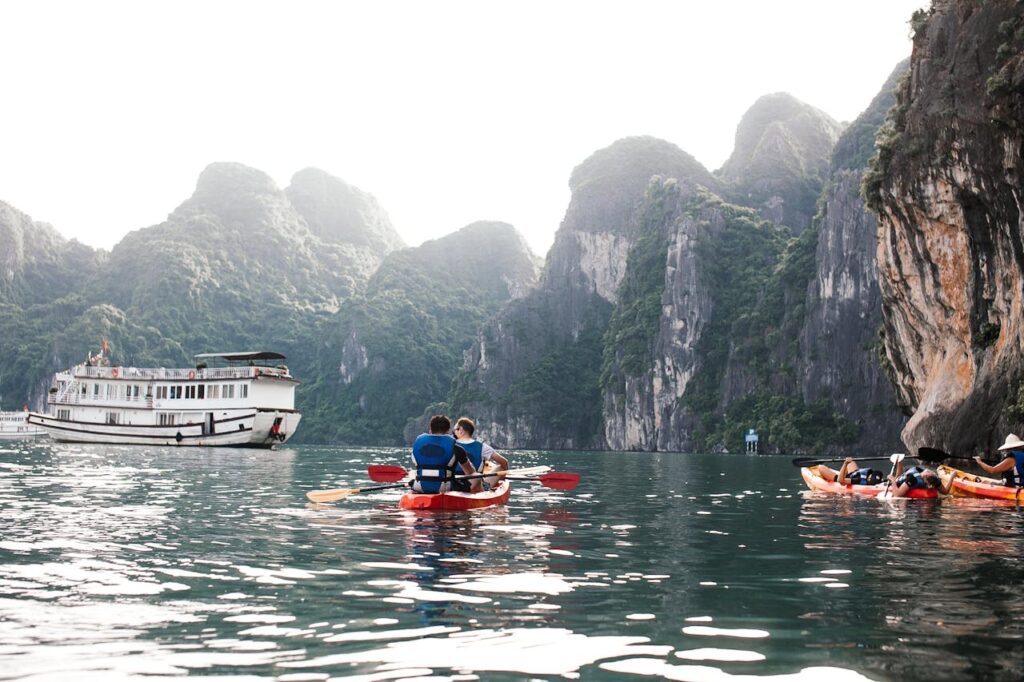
[1,442,1023,681]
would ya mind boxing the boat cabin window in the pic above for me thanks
[57,409,70,420]
[158,413,176,426]
[185,386,196,399]
[223,384,235,399]
[93,384,100,397]
[197,385,205,399]
[240,384,248,399]
[106,412,120,425]
[208,385,219,399]
[170,386,182,399]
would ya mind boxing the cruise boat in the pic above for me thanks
[0,408,47,440]
[28,351,301,447]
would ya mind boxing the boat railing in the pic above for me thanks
[72,365,289,381]
[50,393,155,408]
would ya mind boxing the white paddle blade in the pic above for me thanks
[890,453,906,463]
[306,488,357,503]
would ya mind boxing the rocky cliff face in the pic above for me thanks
[868,0,1024,454]
[452,138,723,449]
[798,62,910,454]
[718,93,843,233]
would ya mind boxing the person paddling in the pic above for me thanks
[815,457,884,486]
[453,417,509,491]
[973,433,1024,487]
[887,459,953,498]
[411,415,482,494]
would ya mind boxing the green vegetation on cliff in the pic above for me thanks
[301,222,538,444]
[681,193,858,452]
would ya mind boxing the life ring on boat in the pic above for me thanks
[187,370,196,380]
[111,368,119,378]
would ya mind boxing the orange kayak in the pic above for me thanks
[800,467,938,499]
[938,465,1024,501]
[399,480,511,510]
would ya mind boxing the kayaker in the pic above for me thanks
[453,417,509,491]
[814,457,884,486]
[887,460,954,497]
[973,433,1024,486]
[410,415,483,494]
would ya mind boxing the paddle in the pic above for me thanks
[367,464,552,483]
[791,455,901,468]
[505,472,581,490]
[308,465,567,503]
[880,452,906,498]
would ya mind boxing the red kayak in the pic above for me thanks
[399,480,511,510]
[800,467,938,499]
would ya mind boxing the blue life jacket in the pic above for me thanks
[460,439,485,471]
[1003,450,1024,487]
[896,465,931,489]
[848,468,883,485]
[412,434,457,494]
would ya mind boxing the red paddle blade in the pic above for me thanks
[538,472,581,490]
[367,465,408,482]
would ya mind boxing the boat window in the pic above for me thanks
[159,413,176,426]
[240,384,248,399]
[223,384,235,399]
[198,385,205,399]
[208,385,219,399]
[170,386,182,399]
[93,384,100,397]
[106,412,120,425]
[57,409,71,420]
[185,385,196,399]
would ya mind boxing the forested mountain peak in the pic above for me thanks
[569,136,722,199]
[286,167,405,253]
[717,92,843,232]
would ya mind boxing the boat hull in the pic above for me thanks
[27,410,300,448]
[399,481,511,510]
[800,467,938,499]
[938,465,1024,501]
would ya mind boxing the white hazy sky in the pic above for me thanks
[1,0,926,258]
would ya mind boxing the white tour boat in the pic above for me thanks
[28,351,301,447]
[0,408,47,440]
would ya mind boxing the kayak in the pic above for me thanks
[938,465,1024,501]
[399,480,511,511]
[800,467,938,499]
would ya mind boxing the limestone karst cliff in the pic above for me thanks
[798,61,911,455]
[451,119,868,453]
[866,0,1024,454]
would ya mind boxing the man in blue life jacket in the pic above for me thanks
[888,458,954,497]
[814,457,885,486]
[973,433,1024,487]
[410,415,482,494]
[453,416,509,491]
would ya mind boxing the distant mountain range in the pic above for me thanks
[7,2,1017,457]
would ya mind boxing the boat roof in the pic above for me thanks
[193,352,286,362]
